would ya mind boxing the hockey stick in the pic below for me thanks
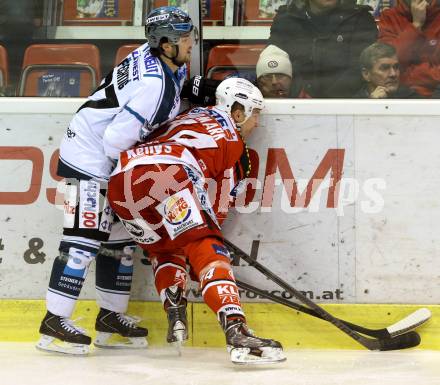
[236,279,431,339]
[224,239,421,351]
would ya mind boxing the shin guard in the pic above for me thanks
[183,237,245,322]
[47,247,95,318]
[200,264,245,322]
[95,245,135,313]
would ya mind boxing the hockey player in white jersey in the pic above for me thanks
[36,6,204,355]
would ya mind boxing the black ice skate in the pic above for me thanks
[221,315,286,365]
[94,308,148,349]
[165,285,188,350]
[36,311,91,355]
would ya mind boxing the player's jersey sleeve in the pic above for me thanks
[102,79,163,160]
[103,59,182,160]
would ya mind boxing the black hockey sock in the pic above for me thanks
[95,249,133,295]
[48,253,87,299]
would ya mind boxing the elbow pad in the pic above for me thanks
[181,75,221,106]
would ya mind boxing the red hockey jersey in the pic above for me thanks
[110,106,250,225]
[113,106,248,179]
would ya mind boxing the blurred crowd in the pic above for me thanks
[1,0,440,98]
[258,0,440,99]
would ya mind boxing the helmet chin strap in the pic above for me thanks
[235,113,251,130]
[161,44,184,67]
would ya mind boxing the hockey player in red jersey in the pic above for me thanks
[107,78,286,364]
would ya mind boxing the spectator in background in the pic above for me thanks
[378,0,440,97]
[256,44,310,98]
[355,42,423,98]
[0,0,43,95]
[269,0,378,98]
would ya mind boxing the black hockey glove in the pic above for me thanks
[181,75,221,106]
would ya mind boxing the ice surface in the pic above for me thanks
[1,343,439,385]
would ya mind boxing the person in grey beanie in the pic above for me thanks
[256,45,310,98]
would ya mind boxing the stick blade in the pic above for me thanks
[386,308,431,337]
[379,331,421,351]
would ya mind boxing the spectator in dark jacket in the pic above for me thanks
[378,0,440,97]
[256,44,310,98]
[0,0,43,94]
[354,42,423,98]
[269,0,378,98]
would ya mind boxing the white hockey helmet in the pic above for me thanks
[215,77,264,123]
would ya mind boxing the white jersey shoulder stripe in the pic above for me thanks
[146,64,166,127]
[143,73,163,79]
[124,105,146,125]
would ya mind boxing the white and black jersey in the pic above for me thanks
[58,42,187,181]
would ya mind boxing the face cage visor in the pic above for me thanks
[153,25,198,47]
[172,24,199,45]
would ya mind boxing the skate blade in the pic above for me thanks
[169,329,188,356]
[171,340,184,356]
[36,335,89,355]
[94,332,148,349]
[229,347,286,365]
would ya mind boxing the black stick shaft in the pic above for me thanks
[236,279,388,338]
[224,239,419,350]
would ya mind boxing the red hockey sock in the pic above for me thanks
[200,264,245,321]
[182,237,246,322]
[150,254,187,305]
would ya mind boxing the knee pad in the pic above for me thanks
[58,247,95,278]
[183,237,232,280]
